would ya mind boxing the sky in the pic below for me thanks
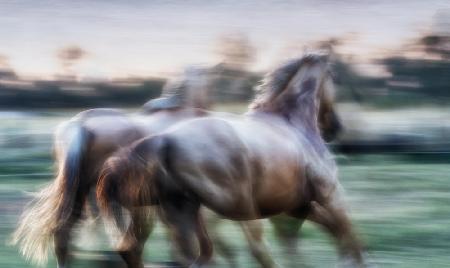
[0,0,449,79]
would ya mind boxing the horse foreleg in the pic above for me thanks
[307,195,366,267]
[117,207,154,268]
[240,220,279,268]
[270,215,305,267]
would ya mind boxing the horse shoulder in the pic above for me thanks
[302,153,339,203]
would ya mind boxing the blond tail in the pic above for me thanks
[11,120,89,265]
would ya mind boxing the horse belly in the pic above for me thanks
[253,156,305,217]
[255,179,303,217]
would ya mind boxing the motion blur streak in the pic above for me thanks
[1,1,450,267]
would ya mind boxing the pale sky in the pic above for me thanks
[0,0,449,79]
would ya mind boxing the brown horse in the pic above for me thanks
[13,60,342,268]
[97,54,362,267]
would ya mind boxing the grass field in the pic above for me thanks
[1,110,450,267]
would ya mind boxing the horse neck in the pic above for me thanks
[282,98,330,156]
[296,108,317,130]
[285,96,320,134]
[249,97,321,136]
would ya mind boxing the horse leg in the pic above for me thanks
[270,215,305,268]
[204,209,238,267]
[117,207,154,268]
[307,194,365,267]
[195,208,214,266]
[54,198,84,268]
[160,198,213,267]
[240,220,279,268]
[211,232,237,267]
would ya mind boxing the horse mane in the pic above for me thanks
[141,80,188,113]
[249,53,329,112]
[141,67,210,113]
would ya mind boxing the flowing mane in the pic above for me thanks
[249,53,329,112]
[142,67,211,113]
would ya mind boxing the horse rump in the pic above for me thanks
[96,136,167,239]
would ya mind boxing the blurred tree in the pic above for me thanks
[420,35,450,59]
[383,55,450,102]
[0,54,8,67]
[0,54,17,80]
[56,45,87,80]
[382,14,450,104]
[310,37,385,104]
[209,33,259,102]
[215,33,255,71]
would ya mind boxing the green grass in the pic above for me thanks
[1,111,450,267]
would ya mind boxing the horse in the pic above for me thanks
[97,53,362,268]
[10,67,214,268]
[12,59,343,268]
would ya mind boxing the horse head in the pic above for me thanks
[317,69,342,142]
[250,53,342,142]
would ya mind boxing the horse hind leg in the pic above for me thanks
[54,196,85,268]
[159,196,213,268]
[270,215,306,268]
[117,207,155,268]
[54,222,78,268]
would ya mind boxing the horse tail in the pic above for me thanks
[97,136,167,239]
[96,155,129,237]
[11,119,90,265]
